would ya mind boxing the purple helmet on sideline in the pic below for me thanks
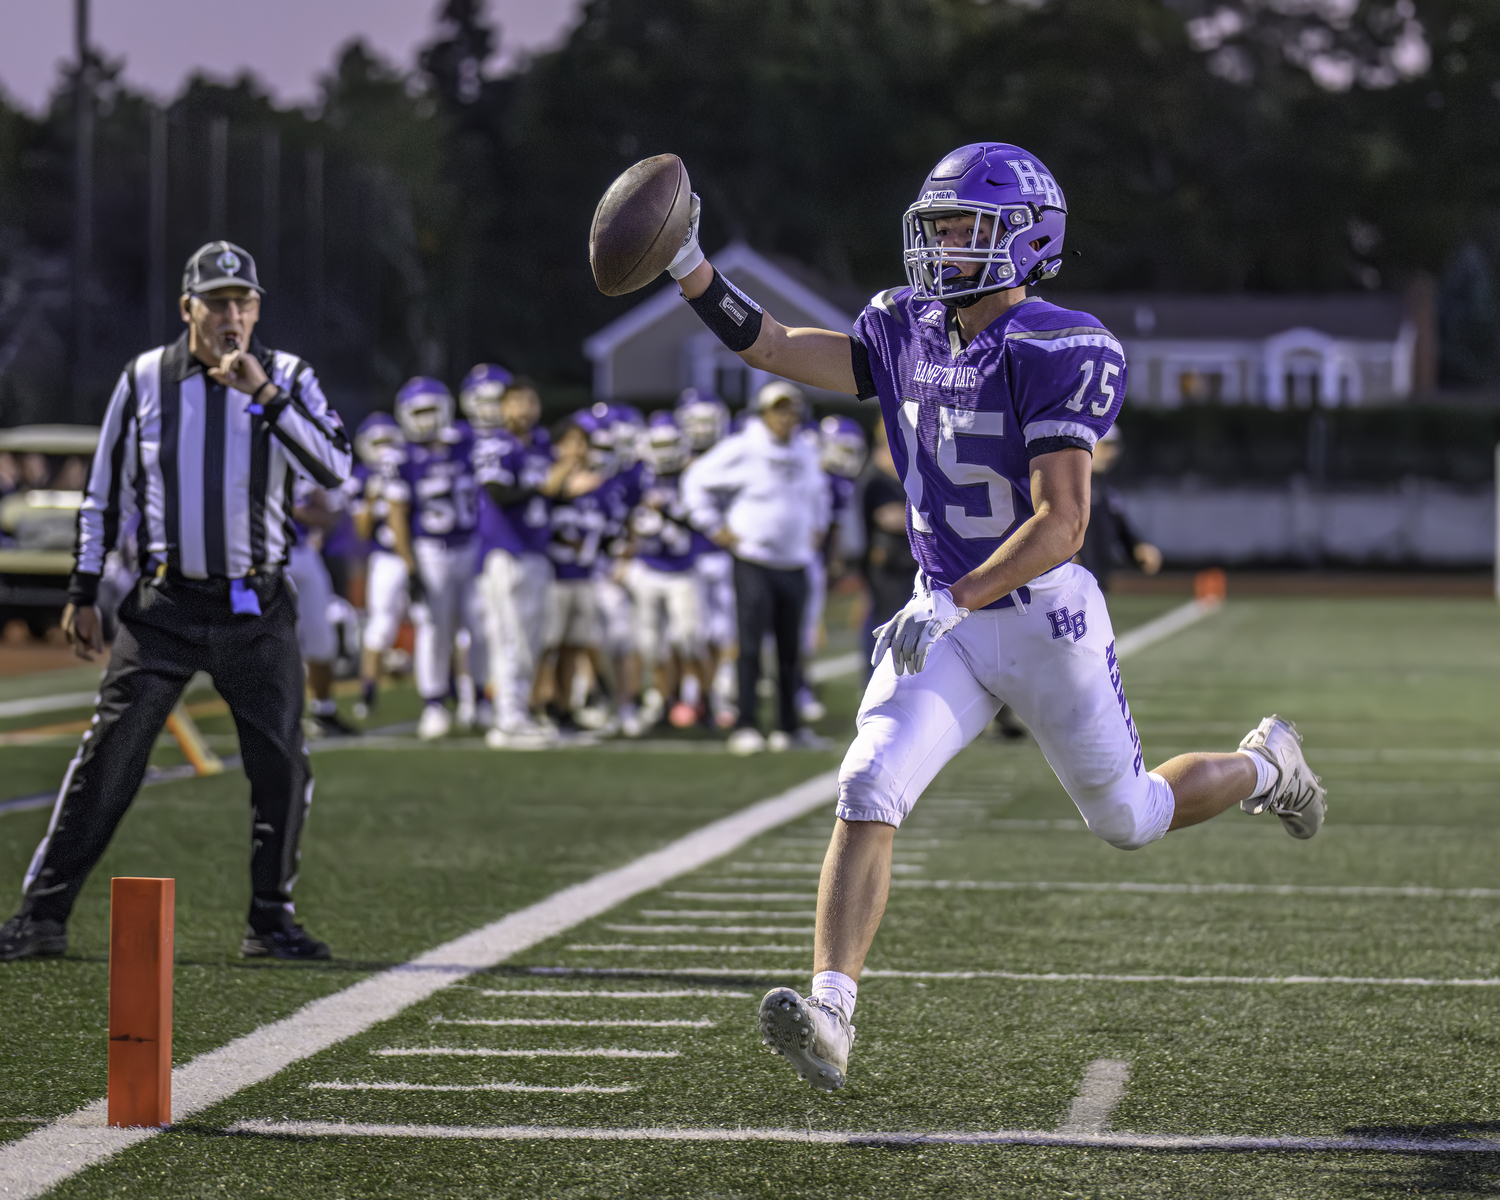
[609,404,645,466]
[394,376,454,443]
[640,410,691,475]
[902,143,1067,308]
[355,411,405,468]
[818,415,868,479]
[573,402,623,475]
[459,363,514,430]
[674,388,729,452]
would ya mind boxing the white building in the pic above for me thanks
[1045,291,1435,407]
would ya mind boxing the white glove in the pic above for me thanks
[667,193,704,280]
[871,586,970,676]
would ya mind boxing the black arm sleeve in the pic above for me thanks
[483,481,537,509]
[850,337,878,401]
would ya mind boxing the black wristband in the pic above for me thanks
[685,269,764,353]
[67,570,101,607]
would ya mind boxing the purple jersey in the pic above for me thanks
[473,427,554,557]
[547,485,612,581]
[400,425,478,546]
[354,460,408,553]
[631,471,708,573]
[854,290,1125,602]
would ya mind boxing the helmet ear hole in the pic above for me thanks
[1029,235,1051,252]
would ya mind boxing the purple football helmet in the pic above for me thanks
[572,402,623,475]
[639,410,691,475]
[459,362,514,431]
[818,415,868,479]
[394,376,454,443]
[674,388,729,452]
[903,143,1067,307]
[355,411,405,469]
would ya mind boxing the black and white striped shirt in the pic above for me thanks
[68,333,351,604]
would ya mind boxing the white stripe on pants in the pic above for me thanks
[481,548,552,730]
[413,537,479,702]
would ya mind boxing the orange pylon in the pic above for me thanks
[107,878,174,1128]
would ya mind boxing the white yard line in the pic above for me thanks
[431,1018,713,1029]
[475,989,750,999]
[805,652,862,683]
[638,911,818,920]
[602,924,815,935]
[375,1048,679,1058]
[0,769,839,1200]
[892,880,1500,900]
[308,1081,635,1094]
[0,691,100,720]
[1113,596,1222,659]
[1057,1059,1130,1136]
[222,1118,1500,1153]
[521,966,1500,987]
[566,944,810,953]
[665,892,816,901]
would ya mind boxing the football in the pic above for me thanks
[589,154,692,296]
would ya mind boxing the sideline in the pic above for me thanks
[1113,595,1222,659]
[0,771,840,1200]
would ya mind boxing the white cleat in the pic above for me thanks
[1239,714,1327,839]
[727,727,767,756]
[485,721,558,751]
[757,987,855,1091]
[416,702,452,741]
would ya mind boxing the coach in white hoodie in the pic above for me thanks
[684,382,829,754]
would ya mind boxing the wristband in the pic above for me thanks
[685,269,764,353]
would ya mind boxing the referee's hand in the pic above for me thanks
[61,603,104,660]
[210,348,269,396]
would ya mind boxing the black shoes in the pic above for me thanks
[311,709,361,739]
[0,914,68,962]
[241,925,332,960]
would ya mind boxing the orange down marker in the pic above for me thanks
[107,877,174,1127]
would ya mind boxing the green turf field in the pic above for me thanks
[5,594,1500,1197]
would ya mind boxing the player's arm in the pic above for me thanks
[386,499,417,573]
[948,448,1091,613]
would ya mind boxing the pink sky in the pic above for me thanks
[0,0,580,113]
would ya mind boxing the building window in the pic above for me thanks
[1284,350,1322,407]
[1179,370,1224,403]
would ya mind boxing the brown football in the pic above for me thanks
[590,154,692,296]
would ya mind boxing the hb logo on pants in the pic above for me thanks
[1047,606,1087,642]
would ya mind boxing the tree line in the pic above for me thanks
[0,0,1496,428]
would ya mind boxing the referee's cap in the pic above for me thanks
[182,240,264,296]
[752,380,806,413]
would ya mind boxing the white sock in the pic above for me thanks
[811,970,858,1021]
[1238,748,1278,800]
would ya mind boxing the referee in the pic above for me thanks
[0,241,351,962]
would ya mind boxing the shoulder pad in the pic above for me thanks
[867,287,915,325]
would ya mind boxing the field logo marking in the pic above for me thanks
[0,771,839,1200]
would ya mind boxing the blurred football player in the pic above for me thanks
[1078,425,1162,590]
[392,376,479,740]
[675,388,729,456]
[665,141,1326,1091]
[627,411,714,727]
[288,479,358,738]
[351,412,413,719]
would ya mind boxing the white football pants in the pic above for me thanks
[545,578,601,649]
[596,576,636,658]
[839,563,1175,851]
[362,549,409,653]
[627,561,704,666]
[480,548,552,730]
[286,542,337,664]
[695,551,736,648]
[412,536,479,703]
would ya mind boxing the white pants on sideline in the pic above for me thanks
[286,541,337,664]
[596,576,635,658]
[362,549,409,653]
[696,551,736,648]
[545,578,601,650]
[838,563,1175,852]
[627,561,703,667]
[801,553,827,660]
[412,536,479,702]
[480,547,552,730]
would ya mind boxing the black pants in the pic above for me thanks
[733,558,807,735]
[20,572,312,934]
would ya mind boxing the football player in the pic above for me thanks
[392,376,479,740]
[627,412,714,727]
[287,479,358,737]
[676,390,738,728]
[662,142,1327,1090]
[350,412,412,719]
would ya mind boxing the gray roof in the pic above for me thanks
[1039,292,1411,341]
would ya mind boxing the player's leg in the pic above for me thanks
[665,572,708,725]
[358,550,407,716]
[411,538,453,738]
[210,579,328,959]
[3,604,197,958]
[759,629,1000,1087]
[287,542,351,737]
